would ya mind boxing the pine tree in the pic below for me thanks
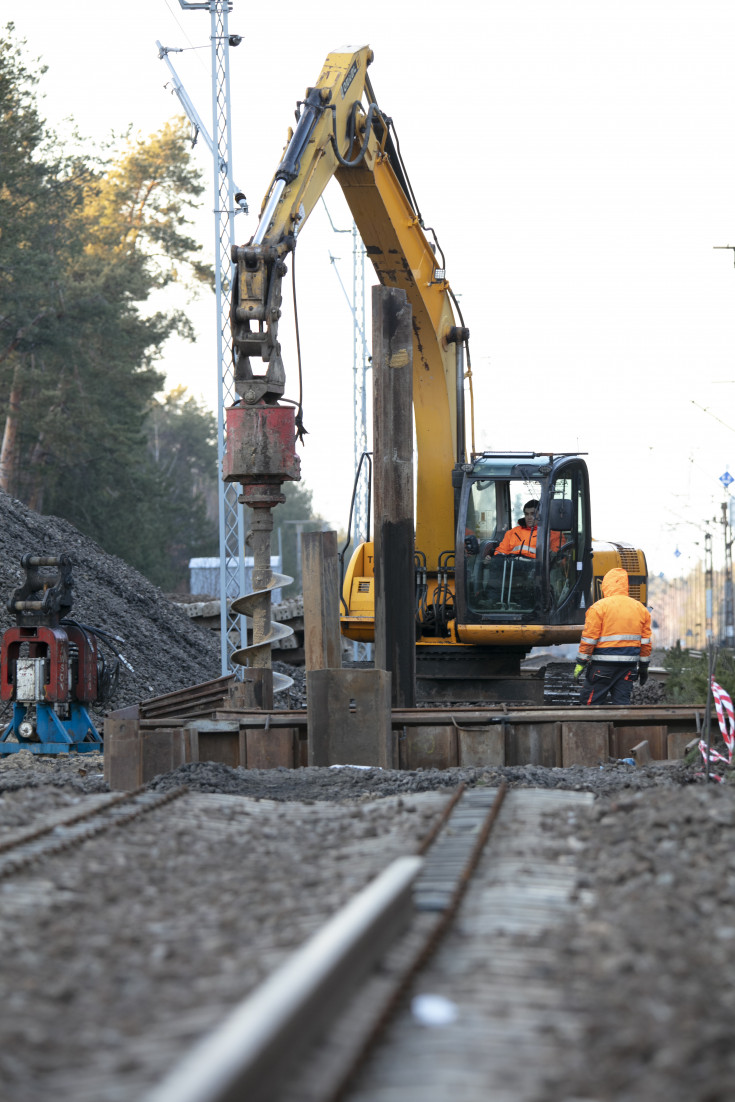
[0,25,214,588]
[145,387,219,590]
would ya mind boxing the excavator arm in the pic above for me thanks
[231,47,376,403]
[230,45,469,567]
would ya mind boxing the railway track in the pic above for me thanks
[344,786,595,1102]
[2,750,729,1101]
[0,782,449,1101]
[0,773,597,1102]
[143,785,594,1102]
[0,785,188,877]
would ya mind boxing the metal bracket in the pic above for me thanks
[177,0,225,10]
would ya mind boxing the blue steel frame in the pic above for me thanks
[0,702,102,755]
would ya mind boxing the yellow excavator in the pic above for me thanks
[227,45,647,699]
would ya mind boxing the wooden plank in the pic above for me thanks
[632,740,651,765]
[105,703,140,721]
[561,722,610,766]
[208,705,707,725]
[245,728,297,769]
[668,730,698,759]
[182,719,240,733]
[307,668,394,768]
[228,669,273,711]
[139,675,235,717]
[210,712,308,729]
[457,726,505,767]
[505,722,562,767]
[401,725,458,770]
[103,717,141,791]
[611,724,667,760]
[302,531,342,671]
[141,727,186,783]
[184,724,242,768]
[196,730,241,768]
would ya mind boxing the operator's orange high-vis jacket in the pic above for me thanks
[495,524,563,558]
[577,567,652,665]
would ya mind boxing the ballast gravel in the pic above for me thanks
[536,783,735,1102]
[0,784,450,1102]
[0,746,733,1101]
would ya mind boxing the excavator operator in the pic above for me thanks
[494,501,563,558]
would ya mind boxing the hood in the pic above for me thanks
[601,567,629,598]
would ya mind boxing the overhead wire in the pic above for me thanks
[161,0,204,58]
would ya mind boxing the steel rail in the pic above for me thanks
[143,855,423,1102]
[0,786,188,879]
[0,786,148,856]
[325,783,508,1102]
[144,784,508,1102]
[415,781,466,855]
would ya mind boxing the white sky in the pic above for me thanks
[6,0,735,584]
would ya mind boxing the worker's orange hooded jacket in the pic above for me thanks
[495,524,562,558]
[576,567,652,665]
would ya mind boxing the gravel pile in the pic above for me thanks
[0,492,222,715]
[0,745,703,802]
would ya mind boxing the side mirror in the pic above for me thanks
[549,498,574,530]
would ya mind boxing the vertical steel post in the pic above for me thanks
[372,285,416,708]
[705,529,714,642]
[208,1,246,675]
[353,224,370,545]
[175,0,243,674]
[722,501,734,648]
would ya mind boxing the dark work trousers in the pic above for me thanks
[579,661,637,706]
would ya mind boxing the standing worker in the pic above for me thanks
[575,567,652,705]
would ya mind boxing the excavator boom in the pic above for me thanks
[230,46,467,568]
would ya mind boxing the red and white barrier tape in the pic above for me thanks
[698,679,735,780]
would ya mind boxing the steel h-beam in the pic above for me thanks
[372,285,416,708]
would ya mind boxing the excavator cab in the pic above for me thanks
[454,453,593,644]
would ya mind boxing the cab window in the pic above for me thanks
[548,470,587,610]
[464,477,541,615]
